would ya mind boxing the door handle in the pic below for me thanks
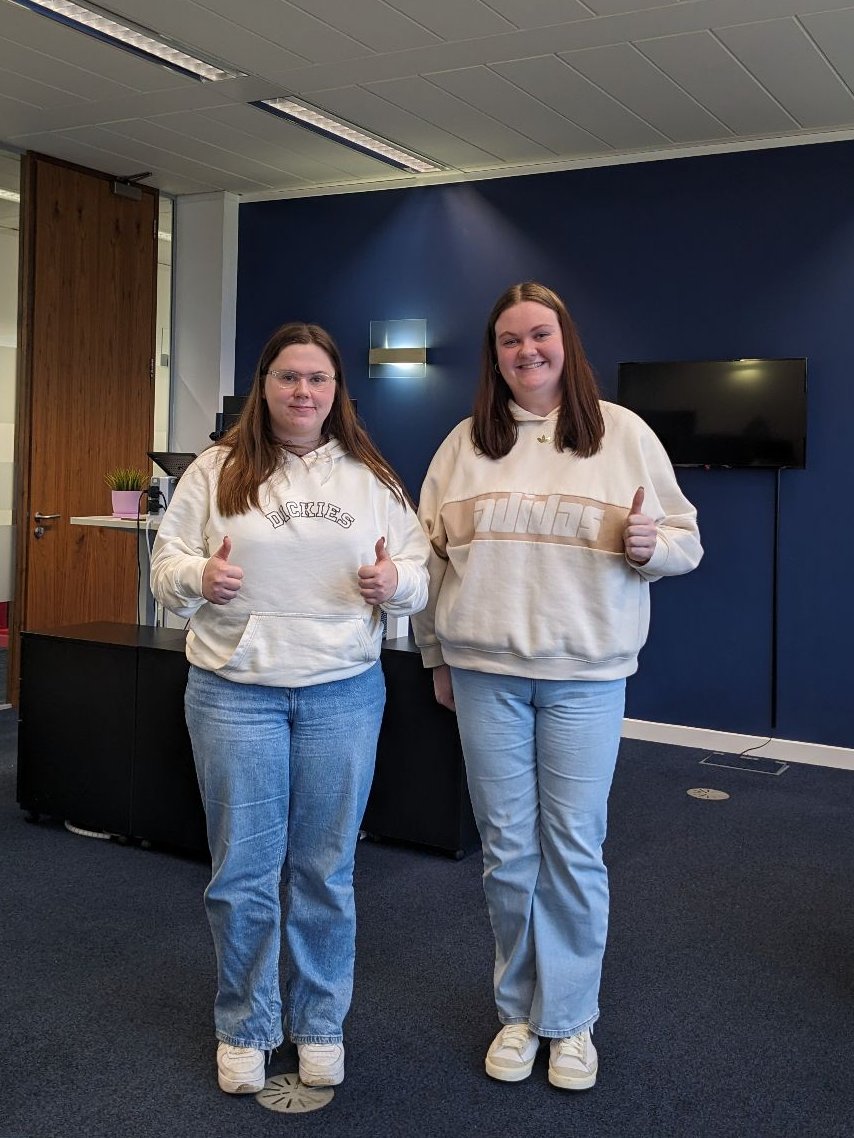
[33,511,61,539]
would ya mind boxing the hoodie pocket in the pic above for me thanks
[218,611,377,683]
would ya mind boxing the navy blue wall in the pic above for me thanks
[236,141,854,749]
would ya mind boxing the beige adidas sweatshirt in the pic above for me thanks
[412,401,702,681]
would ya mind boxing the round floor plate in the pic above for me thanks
[256,1073,334,1113]
[687,787,730,801]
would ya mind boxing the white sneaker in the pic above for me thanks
[216,1041,266,1094]
[298,1042,345,1087]
[548,1030,598,1090]
[485,1024,540,1082]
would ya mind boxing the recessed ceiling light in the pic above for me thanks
[252,98,443,174]
[9,0,244,82]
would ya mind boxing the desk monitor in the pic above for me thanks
[147,452,197,479]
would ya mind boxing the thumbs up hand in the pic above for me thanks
[623,487,657,566]
[357,536,399,605]
[202,535,244,604]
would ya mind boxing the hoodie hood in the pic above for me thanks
[508,400,560,424]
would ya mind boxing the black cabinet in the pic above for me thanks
[364,636,479,858]
[18,625,139,836]
[133,633,207,853]
[18,623,207,853]
[17,624,479,859]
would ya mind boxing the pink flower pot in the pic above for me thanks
[111,489,146,518]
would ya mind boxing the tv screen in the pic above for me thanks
[617,358,807,469]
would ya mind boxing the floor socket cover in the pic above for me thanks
[256,1073,334,1113]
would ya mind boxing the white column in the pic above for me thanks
[170,192,238,454]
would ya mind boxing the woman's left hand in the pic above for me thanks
[358,537,399,604]
[623,486,658,565]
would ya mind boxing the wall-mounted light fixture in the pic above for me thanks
[369,319,427,379]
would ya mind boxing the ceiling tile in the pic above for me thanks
[800,9,854,93]
[493,54,668,150]
[560,42,733,143]
[0,66,91,111]
[635,30,798,136]
[583,0,682,14]
[384,0,516,39]
[164,105,398,179]
[366,74,556,163]
[308,83,497,167]
[197,104,392,181]
[133,117,304,187]
[715,17,854,129]
[428,65,611,155]
[481,1,597,30]
[68,123,269,191]
[0,92,41,138]
[284,0,441,52]
[0,41,138,103]
[193,0,374,63]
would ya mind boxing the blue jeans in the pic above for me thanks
[450,668,625,1039]
[185,662,385,1050]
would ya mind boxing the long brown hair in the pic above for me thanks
[217,322,410,515]
[471,281,605,459]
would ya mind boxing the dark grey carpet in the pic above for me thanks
[2,707,852,1138]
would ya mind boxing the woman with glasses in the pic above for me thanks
[151,322,429,1094]
[413,282,702,1092]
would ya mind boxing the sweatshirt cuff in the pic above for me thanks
[382,560,422,613]
[164,557,207,612]
[419,643,445,669]
[626,535,666,579]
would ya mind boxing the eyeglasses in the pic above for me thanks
[266,369,335,389]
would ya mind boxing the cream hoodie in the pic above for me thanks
[413,401,702,681]
[150,441,430,687]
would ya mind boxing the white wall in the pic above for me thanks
[170,192,238,454]
[153,226,172,454]
[0,227,18,603]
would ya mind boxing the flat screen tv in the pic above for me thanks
[617,358,807,469]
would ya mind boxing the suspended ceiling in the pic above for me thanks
[2,0,854,203]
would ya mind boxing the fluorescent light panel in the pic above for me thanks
[10,0,243,82]
[253,99,442,174]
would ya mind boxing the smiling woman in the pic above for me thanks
[149,319,430,1096]
[262,342,337,452]
[494,300,565,416]
[412,279,702,1095]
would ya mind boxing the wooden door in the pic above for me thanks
[10,153,157,700]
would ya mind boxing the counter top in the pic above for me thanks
[70,515,162,529]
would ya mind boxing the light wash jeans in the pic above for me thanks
[185,662,385,1050]
[450,668,625,1039]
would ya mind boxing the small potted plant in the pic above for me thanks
[105,467,147,518]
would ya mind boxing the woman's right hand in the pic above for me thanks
[433,664,456,712]
[202,536,244,605]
